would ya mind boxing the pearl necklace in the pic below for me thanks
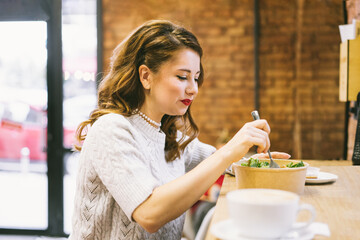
[136,109,161,129]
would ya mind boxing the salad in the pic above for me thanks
[240,158,305,168]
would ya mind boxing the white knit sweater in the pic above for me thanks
[68,113,216,240]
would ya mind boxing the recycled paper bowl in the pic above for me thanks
[232,159,309,195]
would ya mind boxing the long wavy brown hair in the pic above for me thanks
[75,20,204,162]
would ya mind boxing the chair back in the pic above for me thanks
[352,92,360,165]
[194,206,215,240]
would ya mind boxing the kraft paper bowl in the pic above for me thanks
[232,159,309,195]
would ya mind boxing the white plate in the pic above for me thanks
[305,171,338,184]
[210,219,319,240]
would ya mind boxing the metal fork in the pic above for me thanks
[251,110,280,168]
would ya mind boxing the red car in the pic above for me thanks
[0,101,73,162]
[0,94,96,162]
[0,101,47,161]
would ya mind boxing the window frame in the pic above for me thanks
[0,0,102,237]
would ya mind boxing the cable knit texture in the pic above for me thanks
[68,113,216,240]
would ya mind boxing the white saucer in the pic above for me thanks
[210,219,317,240]
[305,171,338,184]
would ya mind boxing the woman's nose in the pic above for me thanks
[186,79,198,95]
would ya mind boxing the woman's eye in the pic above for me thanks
[194,78,199,82]
[177,75,187,80]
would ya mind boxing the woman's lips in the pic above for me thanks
[181,99,192,106]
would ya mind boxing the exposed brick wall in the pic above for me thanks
[102,0,345,160]
[346,0,360,160]
[259,0,345,160]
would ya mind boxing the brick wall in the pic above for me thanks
[102,0,346,160]
[259,0,345,160]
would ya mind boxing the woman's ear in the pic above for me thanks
[139,65,152,90]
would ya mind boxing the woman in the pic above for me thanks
[69,20,289,239]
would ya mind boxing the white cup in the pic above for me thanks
[226,188,316,239]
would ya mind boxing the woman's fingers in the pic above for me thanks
[224,119,272,162]
[248,119,271,134]
[248,123,270,153]
[245,131,270,153]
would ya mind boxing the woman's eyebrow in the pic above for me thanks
[178,68,201,74]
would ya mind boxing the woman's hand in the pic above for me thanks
[221,119,271,163]
[250,152,291,160]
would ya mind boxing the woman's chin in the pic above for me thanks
[166,110,187,117]
[179,108,189,116]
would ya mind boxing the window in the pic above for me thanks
[0,0,100,236]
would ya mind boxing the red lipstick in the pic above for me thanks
[181,99,192,106]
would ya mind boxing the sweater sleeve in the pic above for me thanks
[183,137,217,172]
[83,114,159,221]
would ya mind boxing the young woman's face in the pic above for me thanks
[141,48,200,121]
